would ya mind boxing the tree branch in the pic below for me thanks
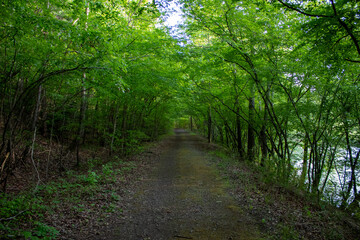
[0,210,28,222]
[345,58,360,63]
[276,0,332,18]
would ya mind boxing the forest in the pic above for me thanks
[0,0,359,239]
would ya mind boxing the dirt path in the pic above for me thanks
[99,130,262,240]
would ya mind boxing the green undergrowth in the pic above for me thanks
[208,147,360,240]
[0,193,58,240]
[0,155,137,239]
[210,149,239,168]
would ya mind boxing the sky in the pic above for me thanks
[163,1,184,28]
[160,0,188,44]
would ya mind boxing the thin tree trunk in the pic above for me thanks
[218,125,224,144]
[121,103,127,155]
[207,105,212,143]
[300,133,309,189]
[31,128,41,192]
[154,109,159,139]
[46,111,54,179]
[247,84,255,161]
[341,114,358,208]
[259,125,267,166]
[76,75,86,167]
[31,85,42,190]
[236,107,244,160]
[110,104,119,156]
[75,1,90,166]
[41,89,48,136]
[190,116,193,131]
[32,85,42,131]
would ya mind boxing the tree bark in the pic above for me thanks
[121,102,128,155]
[190,116,193,131]
[236,107,244,160]
[299,132,309,188]
[259,94,268,167]
[247,83,255,161]
[109,103,119,156]
[207,105,212,143]
[259,122,267,167]
[76,74,87,167]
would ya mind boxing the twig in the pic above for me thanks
[0,152,10,174]
[0,210,28,222]
[31,127,42,192]
[174,236,193,239]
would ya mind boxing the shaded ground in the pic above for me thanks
[3,130,359,239]
[49,129,359,240]
[97,129,262,240]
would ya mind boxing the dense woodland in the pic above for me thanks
[0,0,359,238]
[177,0,360,210]
[1,0,180,187]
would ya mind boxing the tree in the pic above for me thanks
[0,0,180,191]
[178,0,359,207]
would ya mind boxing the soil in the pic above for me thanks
[41,129,359,240]
[95,129,263,240]
[2,129,359,239]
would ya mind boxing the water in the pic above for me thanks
[291,145,360,207]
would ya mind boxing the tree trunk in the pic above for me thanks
[31,85,42,190]
[190,116,193,131]
[207,105,212,143]
[259,95,268,167]
[121,103,128,155]
[41,88,48,136]
[219,125,224,144]
[46,111,55,179]
[247,84,255,161]
[76,75,87,167]
[259,124,267,167]
[31,85,42,132]
[236,107,244,160]
[75,1,90,166]
[109,103,118,156]
[341,112,359,208]
[300,133,309,189]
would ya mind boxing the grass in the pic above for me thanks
[0,193,58,239]
[0,154,138,239]
[204,139,360,240]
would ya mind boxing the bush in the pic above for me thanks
[0,194,58,239]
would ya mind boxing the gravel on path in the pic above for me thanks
[98,129,262,240]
